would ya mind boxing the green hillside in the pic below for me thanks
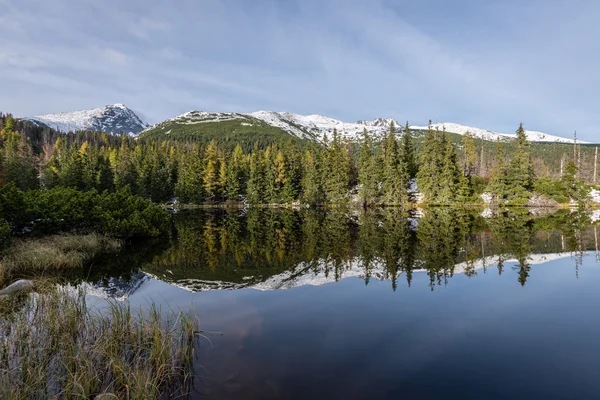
[139,112,312,151]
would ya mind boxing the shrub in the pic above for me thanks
[2,186,171,238]
[533,178,570,204]
[0,221,10,251]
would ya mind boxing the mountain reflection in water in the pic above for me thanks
[81,208,600,399]
[133,208,599,292]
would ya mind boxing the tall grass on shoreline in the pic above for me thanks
[0,288,197,399]
[0,233,122,285]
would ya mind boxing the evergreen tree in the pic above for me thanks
[0,115,15,136]
[60,145,85,189]
[381,122,404,204]
[79,142,96,191]
[506,123,534,203]
[272,150,286,203]
[247,147,267,205]
[203,140,224,200]
[436,133,461,203]
[175,145,205,203]
[462,131,478,177]
[358,129,380,206]
[400,122,417,180]
[487,139,509,200]
[417,122,443,202]
[323,129,350,204]
[561,161,587,202]
[0,133,39,190]
[95,153,114,193]
[282,145,301,203]
[301,148,323,206]
[113,138,139,193]
[225,144,246,201]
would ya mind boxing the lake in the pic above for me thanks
[82,208,600,399]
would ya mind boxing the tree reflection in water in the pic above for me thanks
[142,208,599,291]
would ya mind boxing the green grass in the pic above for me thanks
[0,288,197,399]
[0,233,122,286]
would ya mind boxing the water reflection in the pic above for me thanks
[140,208,600,291]
[105,208,600,399]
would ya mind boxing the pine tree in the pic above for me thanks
[282,145,301,203]
[436,133,461,203]
[96,153,114,193]
[381,122,404,204]
[462,131,478,177]
[506,123,534,203]
[561,161,587,202]
[324,129,350,204]
[358,129,380,206]
[400,122,417,202]
[0,133,39,190]
[175,144,205,203]
[417,122,442,202]
[148,151,174,202]
[203,140,224,200]
[0,115,15,136]
[225,144,246,201]
[487,139,509,200]
[272,150,286,203]
[60,145,85,189]
[79,142,96,191]
[113,138,139,193]
[301,148,323,206]
[247,147,267,205]
[400,122,417,180]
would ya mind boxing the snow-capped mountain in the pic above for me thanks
[142,109,583,144]
[26,104,148,135]
[142,110,401,141]
[411,122,585,144]
[250,111,399,140]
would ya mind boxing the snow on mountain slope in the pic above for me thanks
[26,104,148,135]
[250,111,399,141]
[144,252,575,293]
[411,122,509,142]
[145,110,583,144]
[411,122,585,144]
[141,109,400,141]
[518,129,583,143]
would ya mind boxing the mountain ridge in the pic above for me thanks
[25,104,148,136]
[143,109,587,144]
[19,104,588,144]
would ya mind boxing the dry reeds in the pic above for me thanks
[0,288,197,399]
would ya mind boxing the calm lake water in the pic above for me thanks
[85,208,600,399]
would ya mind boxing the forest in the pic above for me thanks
[0,113,597,216]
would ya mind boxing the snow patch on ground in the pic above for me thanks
[590,189,600,203]
[481,208,493,218]
[481,192,493,204]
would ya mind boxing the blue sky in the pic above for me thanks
[0,0,598,140]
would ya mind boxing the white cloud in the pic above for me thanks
[129,17,169,40]
[1,0,599,141]
[0,51,46,68]
[99,48,131,66]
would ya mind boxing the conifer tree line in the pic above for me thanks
[0,113,595,206]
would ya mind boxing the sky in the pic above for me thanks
[0,0,598,141]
